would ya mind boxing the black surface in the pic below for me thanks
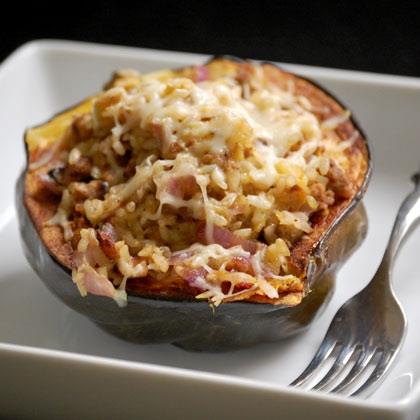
[3,1,420,76]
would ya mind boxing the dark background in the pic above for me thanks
[3,1,420,76]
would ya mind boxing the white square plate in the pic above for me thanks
[0,40,419,420]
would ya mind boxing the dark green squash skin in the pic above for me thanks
[17,173,368,351]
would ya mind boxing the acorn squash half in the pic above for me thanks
[17,58,371,351]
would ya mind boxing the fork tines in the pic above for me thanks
[290,340,396,397]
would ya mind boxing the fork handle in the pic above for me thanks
[381,172,420,271]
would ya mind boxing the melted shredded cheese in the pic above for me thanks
[46,61,355,306]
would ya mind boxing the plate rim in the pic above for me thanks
[2,38,419,417]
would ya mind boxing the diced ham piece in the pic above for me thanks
[72,229,109,269]
[196,223,258,254]
[97,223,118,260]
[177,267,208,290]
[169,250,195,265]
[167,175,199,200]
[73,246,108,269]
[193,65,209,83]
[77,264,117,298]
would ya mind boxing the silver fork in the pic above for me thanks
[290,171,420,397]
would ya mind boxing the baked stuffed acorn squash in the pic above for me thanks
[17,57,371,351]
